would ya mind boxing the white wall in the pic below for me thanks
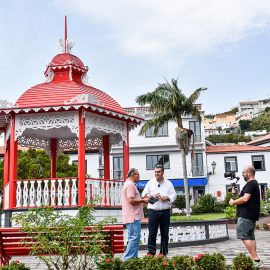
[207,151,270,199]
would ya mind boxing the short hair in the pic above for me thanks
[127,168,138,178]
[155,164,164,172]
[246,165,255,176]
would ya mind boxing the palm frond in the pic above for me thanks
[138,113,173,136]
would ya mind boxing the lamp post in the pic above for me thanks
[211,161,216,175]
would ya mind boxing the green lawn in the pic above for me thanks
[171,212,226,222]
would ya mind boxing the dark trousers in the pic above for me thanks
[148,209,170,255]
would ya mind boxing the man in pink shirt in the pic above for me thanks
[122,168,149,260]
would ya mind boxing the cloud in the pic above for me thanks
[57,0,270,61]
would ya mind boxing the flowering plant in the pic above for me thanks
[0,261,30,270]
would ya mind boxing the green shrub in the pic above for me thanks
[121,258,144,270]
[192,194,216,214]
[0,261,30,270]
[172,195,186,209]
[266,189,270,202]
[96,257,122,270]
[194,253,226,270]
[224,192,239,206]
[170,255,194,270]
[214,201,226,212]
[232,253,255,270]
[260,201,270,216]
[224,206,237,220]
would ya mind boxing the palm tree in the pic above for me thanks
[136,78,206,216]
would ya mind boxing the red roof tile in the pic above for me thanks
[206,145,270,153]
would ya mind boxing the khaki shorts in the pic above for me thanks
[236,217,256,240]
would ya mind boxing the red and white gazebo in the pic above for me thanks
[0,19,142,226]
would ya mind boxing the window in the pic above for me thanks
[113,157,123,179]
[189,121,201,142]
[146,155,170,170]
[145,122,168,137]
[224,156,238,172]
[252,155,265,171]
[192,153,204,176]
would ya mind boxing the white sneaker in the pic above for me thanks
[253,260,264,269]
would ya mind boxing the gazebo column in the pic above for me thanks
[50,138,57,178]
[78,109,86,206]
[123,123,130,180]
[9,115,18,209]
[3,135,10,209]
[103,135,110,179]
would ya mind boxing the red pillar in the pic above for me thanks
[123,123,129,180]
[78,109,86,206]
[9,115,18,208]
[50,138,57,178]
[103,135,110,179]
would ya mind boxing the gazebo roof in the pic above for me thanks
[15,52,127,115]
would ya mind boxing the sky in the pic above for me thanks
[1,0,270,115]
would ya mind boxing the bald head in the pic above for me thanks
[242,165,255,181]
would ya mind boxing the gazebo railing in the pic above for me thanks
[15,178,124,208]
[85,178,124,207]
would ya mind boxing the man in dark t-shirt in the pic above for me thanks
[229,165,263,269]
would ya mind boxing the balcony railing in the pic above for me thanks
[15,178,124,209]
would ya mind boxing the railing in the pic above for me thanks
[135,220,229,247]
[15,178,124,208]
[85,178,124,207]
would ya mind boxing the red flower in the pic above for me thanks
[172,261,176,267]
[105,258,111,263]
[162,261,167,266]
[194,253,204,261]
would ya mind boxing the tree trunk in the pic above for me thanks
[181,149,191,217]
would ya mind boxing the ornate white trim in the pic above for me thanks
[85,112,127,143]
[64,93,103,107]
[15,111,79,139]
[18,136,50,152]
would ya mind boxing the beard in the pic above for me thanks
[243,176,248,182]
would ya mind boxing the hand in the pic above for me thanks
[142,197,149,204]
[160,195,169,201]
[229,198,235,206]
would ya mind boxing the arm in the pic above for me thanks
[229,193,251,206]
[128,197,149,205]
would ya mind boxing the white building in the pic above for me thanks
[206,144,270,200]
[110,106,208,205]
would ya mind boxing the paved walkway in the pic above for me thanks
[13,228,270,269]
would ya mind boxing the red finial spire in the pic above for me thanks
[64,15,67,53]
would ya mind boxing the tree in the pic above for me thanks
[239,119,251,133]
[136,78,206,216]
[250,111,270,132]
[206,134,251,144]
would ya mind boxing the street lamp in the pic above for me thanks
[211,161,217,175]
